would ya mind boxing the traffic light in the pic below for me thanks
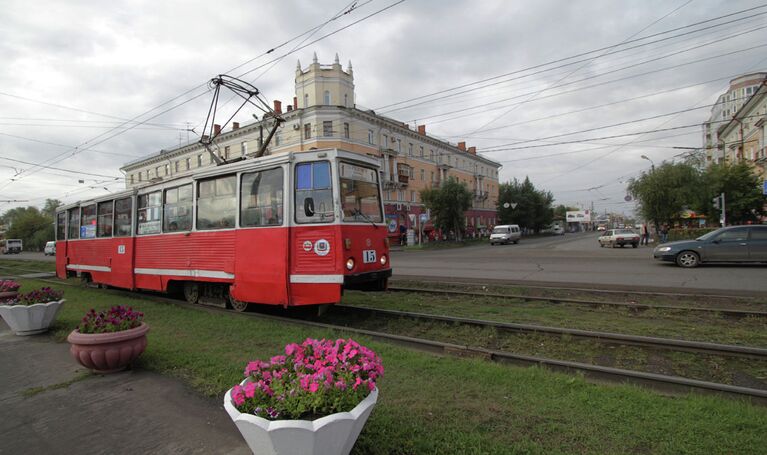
[712,196,720,210]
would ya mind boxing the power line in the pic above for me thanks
[374,5,767,113]
[0,157,122,179]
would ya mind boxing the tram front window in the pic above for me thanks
[340,162,382,223]
[295,161,334,224]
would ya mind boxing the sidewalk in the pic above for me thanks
[0,320,249,454]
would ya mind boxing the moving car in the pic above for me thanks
[598,229,640,248]
[44,241,56,256]
[597,224,607,231]
[490,224,521,245]
[653,225,767,267]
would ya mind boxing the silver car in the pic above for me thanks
[653,225,767,267]
[598,229,640,248]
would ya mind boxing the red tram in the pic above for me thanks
[55,149,391,310]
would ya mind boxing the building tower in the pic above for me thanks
[295,52,355,109]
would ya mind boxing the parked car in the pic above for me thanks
[598,229,640,248]
[44,241,56,256]
[597,224,607,231]
[1,239,22,254]
[490,224,521,245]
[653,225,767,267]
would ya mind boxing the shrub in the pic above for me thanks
[0,280,21,293]
[668,227,717,241]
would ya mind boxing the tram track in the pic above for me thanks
[386,285,767,319]
[10,272,767,405]
[91,287,767,405]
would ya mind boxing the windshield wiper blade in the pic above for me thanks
[353,208,378,228]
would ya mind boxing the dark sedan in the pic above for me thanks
[653,225,767,267]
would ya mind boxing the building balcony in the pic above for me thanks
[379,147,398,156]
[474,192,489,201]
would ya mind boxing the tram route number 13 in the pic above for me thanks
[363,250,376,264]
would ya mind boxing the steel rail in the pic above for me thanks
[385,285,767,319]
[333,305,767,359]
[117,291,767,406]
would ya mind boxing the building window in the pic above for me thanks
[130,174,134,184]
[383,135,388,148]
[323,90,331,105]
[420,169,424,181]
[397,139,401,153]
[138,172,142,182]
[304,94,309,108]
[185,158,191,170]
[304,123,312,140]
[241,142,247,157]
[344,94,348,107]
[275,131,281,146]
[343,122,350,139]
[408,143,413,156]
[420,146,424,157]
[368,129,374,145]
[156,166,161,177]
[164,164,169,175]
[197,154,203,167]
[410,191,416,202]
[398,190,404,201]
[430,150,435,161]
[174,161,179,172]
[323,121,333,137]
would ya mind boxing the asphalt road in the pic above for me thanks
[391,232,767,296]
[5,239,765,295]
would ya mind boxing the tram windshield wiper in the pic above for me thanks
[352,208,378,228]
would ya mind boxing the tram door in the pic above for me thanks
[231,167,290,306]
[55,212,67,279]
[288,161,342,306]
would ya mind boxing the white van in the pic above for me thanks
[44,241,56,256]
[490,225,521,245]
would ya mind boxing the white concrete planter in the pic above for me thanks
[224,381,378,455]
[0,299,65,336]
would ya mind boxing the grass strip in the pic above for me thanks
[4,277,762,454]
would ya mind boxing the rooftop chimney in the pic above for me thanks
[417,125,426,135]
[273,100,282,115]
[458,142,466,151]
[232,122,240,130]
[213,124,221,136]
[201,135,209,142]
[293,97,298,110]
[468,146,476,155]
[287,105,293,112]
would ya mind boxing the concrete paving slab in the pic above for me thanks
[0,321,250,454]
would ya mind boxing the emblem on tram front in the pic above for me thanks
[314,239,330,256]
[302,240,313,252]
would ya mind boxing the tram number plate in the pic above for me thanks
[363,250,376,264]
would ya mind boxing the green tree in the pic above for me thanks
[628,162,701,228]
[42,199,62,218]
[699,162,765,224]
[420,177,472,241]
[4,207,54,251]
[497,177,554,233]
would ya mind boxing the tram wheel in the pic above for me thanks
[228,296,249,312]
[183,282,200,305]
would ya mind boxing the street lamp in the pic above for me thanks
[641,154,655,171]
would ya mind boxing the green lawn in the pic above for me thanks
[9,277,765,455]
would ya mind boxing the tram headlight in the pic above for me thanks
[380,254,387,266]
[346,258,355,270]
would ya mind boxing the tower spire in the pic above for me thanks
[312,52,318,64]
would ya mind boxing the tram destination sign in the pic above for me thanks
[340,163,376,183]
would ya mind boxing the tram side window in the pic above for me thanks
[81,204,97,239]
[164,184,192,232]
[137,191,162,235]
[68,208,80,239]
[56,212,66,240]
[197,175,236,230]
[295,161,333,224]
[114,197,132,237]
[241,168,284,227]
[97,201,113,237]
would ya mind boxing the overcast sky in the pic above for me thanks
[1,0,766,217]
